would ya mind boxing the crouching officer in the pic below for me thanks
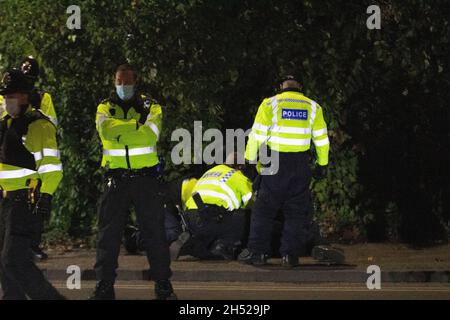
[240,74,330,267]
[0,69,64,300]
[91,64,176,300]
[171,153,253,260]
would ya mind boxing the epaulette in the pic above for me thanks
[25,109,52,125]
[141,95,159,110]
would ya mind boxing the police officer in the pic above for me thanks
[0,58,58,261]
[239,74,330,267]
[172,153,253,260]
[90,63,176,300]
[0,69,64,299]
[20,56,58,261]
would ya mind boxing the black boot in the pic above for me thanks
[155,280,177,300]
[31,246,48,262]
[88,281,115,300]
[35,283,67,300]
[238,248,268,265]
[281,255,299,268]
[312,245,346,265]
[210,241,236,260]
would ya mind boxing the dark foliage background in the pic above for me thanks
[0,0,448,246]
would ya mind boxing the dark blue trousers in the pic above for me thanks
[248,151,312,256]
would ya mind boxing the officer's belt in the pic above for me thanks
[107,167,157,179]
[192,192,206,210]
[191,193,232,215]
[189,194,229,222]
[2,189,29,200]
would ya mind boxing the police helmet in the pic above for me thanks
[20,56,40,79]
[0,68,34,95]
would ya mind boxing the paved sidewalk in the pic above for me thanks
[38,243,450,283]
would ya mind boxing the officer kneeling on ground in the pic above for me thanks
[124,168,344,264]
[170,153,253,261]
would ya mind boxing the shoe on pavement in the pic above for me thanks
[31,246,48,261]
[155,280,177,300]
[88,281,115,300]
[281,255,299,268]
[238,248,268,266]
[312,245,346,264]
[210,241,236,260]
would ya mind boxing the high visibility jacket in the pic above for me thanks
[1,91,58,126]
[181,177,198,209]
[0,96,4,115]
[36,91,58,126]
[0,107,63,195]
[245,89,330,166]
[185,165,253,211]
[96,94,162,170]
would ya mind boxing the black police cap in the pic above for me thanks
[279,74,300,85]
[0,68,34,95]
[21,55,40,78]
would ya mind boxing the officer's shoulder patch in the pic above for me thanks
[140,94,159,109]
[309,99,321,109]
[265,95,278,106]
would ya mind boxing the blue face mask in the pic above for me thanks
[116,85,135,101]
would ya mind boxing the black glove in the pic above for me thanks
[313,165,328,180]
[242,162,257,181]
[138,110,150,125]
[252,174,262,193]
[33,193,52,217]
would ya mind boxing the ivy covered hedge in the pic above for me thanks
[0,0,448,245]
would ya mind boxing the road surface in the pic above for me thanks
[51,281,450,300]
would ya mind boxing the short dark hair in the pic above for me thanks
[115,63,137,79]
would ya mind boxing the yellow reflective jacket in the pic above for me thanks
[0,107,62,195]
[96,94,162,170]
[245,89,330,166]
[39,92,58,126]
[181,177,198,210]
[0,96,4,115]
[185,165,253,211]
